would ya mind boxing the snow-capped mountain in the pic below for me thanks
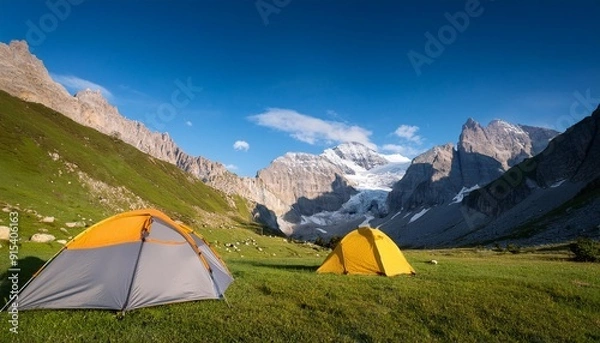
[256,142,411,238]
[322,142,389,172]
[321,142,411,190]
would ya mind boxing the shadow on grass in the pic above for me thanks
[235,260,319,272]
[0,256,46,306]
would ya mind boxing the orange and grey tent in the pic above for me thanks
[4,209,233,311]
[317,227,415,276]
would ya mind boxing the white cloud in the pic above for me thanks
[249,108,375,149]
[394,125,423,144]
[225,164,238,171]
[233,140,250,151]
[51,74,113,100]
[185,121,193,127]
[381,144,423,158]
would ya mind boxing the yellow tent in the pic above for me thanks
[317,227,415,276]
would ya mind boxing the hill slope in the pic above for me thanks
[0,90,254,241]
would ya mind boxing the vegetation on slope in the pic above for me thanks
[0,90,254,241]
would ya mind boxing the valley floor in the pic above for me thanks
[1,234,599,343]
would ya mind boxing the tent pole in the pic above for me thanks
[121,230,148,313]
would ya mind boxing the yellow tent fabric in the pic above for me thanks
[317,227,415,276]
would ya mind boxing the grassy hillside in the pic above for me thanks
[0,90,253,241]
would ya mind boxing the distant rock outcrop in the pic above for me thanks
[458,119,558,187]
[257,153,357,221]
[375,107,599,248]
[387,118,558,212]
[465,105,600,217]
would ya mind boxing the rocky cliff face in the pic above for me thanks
[458,119,558,187]
[376,110,597,248]
[464,106,600,217]
[257,153,357,221]
[387,119,558,212]
[387,144,460,211]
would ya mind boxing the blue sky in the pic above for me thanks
[1,0,599,176]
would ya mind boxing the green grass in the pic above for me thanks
[0,90,254,240]
[0,241,599,343]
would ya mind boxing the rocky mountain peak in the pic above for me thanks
[458,117,558,172]
[463,117,480,130]
[387,118,558,213]
[9,40,30,54]
[413,143,454,165]
[322,142,389,173]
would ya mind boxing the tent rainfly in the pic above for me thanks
[3,209,233,312]
[317,227,415,276]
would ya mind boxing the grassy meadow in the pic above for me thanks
[1,233,599,343]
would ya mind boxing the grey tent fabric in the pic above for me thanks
[18,243,140,310]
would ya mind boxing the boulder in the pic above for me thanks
[0,226,10,240]
[40,216,55,223]
[31,233,55,243]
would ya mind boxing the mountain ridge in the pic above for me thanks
[3,39,590,247]
[375,106,599,247]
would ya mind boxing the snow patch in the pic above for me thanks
[409,208,430,223]
[450,185,480,204]
[551,179,566,188]
[316,228,327,234]
[344,161,409,190]
[491,120,526,135]
[390,211,403,220]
